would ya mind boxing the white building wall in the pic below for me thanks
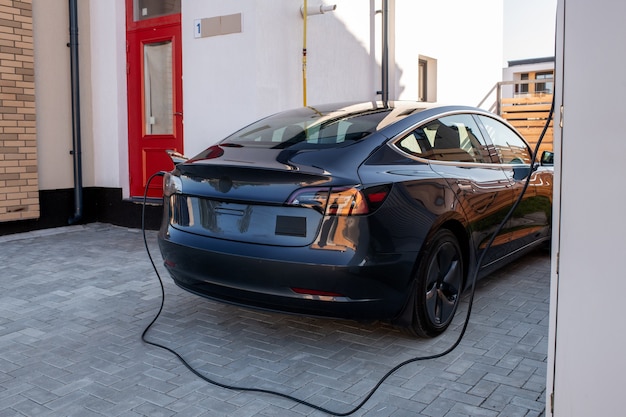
[181,0,504,157]
[33,0,90,190]
[180,0,381,157]
[87,1,129,193]
[548,0,626,415]
[501,61,555,99]
[180,1,259,158]
[394,0,503,106]
[301,0,378,105]
[502,61,554,82]
[33,0,127,192]
[32,1,504,194]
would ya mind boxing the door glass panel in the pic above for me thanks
[134,0,180,21]
[143,41,173,135]
[394,115,490,163]
[478,116,532,164]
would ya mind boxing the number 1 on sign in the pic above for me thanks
[194,19,201,38]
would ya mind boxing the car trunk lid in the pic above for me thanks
[167,146,357,246]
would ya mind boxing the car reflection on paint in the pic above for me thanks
[157,101,553,337]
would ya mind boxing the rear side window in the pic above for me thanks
[477,115,532,164]
[394,114,490,163]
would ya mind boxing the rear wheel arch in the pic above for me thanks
[418,219,470,279]
[403,220,470,337]
[439,220,470,281]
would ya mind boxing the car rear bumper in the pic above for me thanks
[158,225,417,320]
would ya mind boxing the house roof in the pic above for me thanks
[507,56,555,67]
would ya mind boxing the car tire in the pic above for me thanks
[408,229,464,337]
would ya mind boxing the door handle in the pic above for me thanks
[174,112,183,116]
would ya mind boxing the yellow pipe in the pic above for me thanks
[302,0,307,106]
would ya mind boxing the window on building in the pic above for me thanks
[516,73,529,95]
[418,59,427,102]
[535,71,554,94]
[418,55,437,102]
[134,0,180,21]
[143,41,173,135]
[514,71,554,97]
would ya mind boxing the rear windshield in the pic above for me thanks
[219,107,393,150]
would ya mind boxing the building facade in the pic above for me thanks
[502,56,555,99]
[0,0,37,223]
[1,0,504,233]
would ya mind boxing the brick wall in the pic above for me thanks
[0,0,38,222]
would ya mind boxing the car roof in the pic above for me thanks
[294,101,497,129]
[191,101,508,163]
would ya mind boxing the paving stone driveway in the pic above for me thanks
[0,223,550,416]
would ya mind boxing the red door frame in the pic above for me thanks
[126,1,183,198]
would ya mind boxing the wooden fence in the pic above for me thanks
[500,94,553,156]
[478,81,554,156]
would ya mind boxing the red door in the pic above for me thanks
[126,1,183,198]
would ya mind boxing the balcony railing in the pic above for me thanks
[478,80,554,154]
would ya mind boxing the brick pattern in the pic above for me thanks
[0,224,551,416]
[0,0,37,222]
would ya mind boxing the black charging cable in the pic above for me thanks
[140,99,554,415]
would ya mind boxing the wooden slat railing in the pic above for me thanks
[501,94,553,155]
[478,80,554,155]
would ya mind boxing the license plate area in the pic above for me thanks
[170,195,321,246]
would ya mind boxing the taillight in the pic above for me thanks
[362,184,391,212]
[287,184,390,216]
[163,172,183,197]
[325,187,368,215]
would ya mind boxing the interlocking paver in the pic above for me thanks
[0,223,550,416]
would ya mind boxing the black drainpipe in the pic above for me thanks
[381,0,389,102]
[67,0,83,224]
[377,0,389,102]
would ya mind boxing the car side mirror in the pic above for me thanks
[541,150,554,166]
